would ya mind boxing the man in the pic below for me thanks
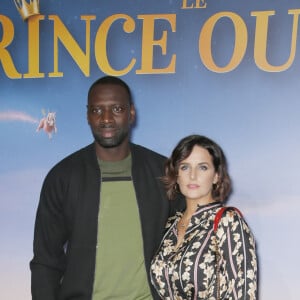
[30,76,183,300]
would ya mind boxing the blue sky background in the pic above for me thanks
[1,0,300,299]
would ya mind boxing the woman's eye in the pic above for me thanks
[180,164,189,171]
[199,165,208,171]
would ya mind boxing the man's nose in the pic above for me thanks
[101,108,113,123]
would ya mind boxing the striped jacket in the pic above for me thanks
[150,202,257,300]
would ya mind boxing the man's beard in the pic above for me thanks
[92,127,129,148]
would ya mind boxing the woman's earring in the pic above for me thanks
[213,182,219,190]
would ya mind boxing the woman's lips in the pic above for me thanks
[187,184,199,189]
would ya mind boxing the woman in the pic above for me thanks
[150,135,257,299]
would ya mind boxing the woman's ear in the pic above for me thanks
[213,173,219,185]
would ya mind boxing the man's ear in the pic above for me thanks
[129,104,136,124]
[86,105,90,125]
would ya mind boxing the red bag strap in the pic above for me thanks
[213,206,243,233]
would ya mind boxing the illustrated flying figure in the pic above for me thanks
[36,109,57,139]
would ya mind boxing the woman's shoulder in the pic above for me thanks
[214,206,253,235]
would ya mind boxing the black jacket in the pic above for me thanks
[30,143,183,300]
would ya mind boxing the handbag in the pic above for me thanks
[213,206,243,300]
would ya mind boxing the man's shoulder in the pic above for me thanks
[58,143,94,164]
[130,143,166,161]
[47,143,95,176]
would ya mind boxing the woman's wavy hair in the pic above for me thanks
[162,134,231,202]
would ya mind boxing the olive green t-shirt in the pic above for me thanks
[92,154,152,300]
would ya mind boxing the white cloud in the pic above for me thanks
[0,110,38,124]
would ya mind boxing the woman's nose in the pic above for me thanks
[189,168,197,180]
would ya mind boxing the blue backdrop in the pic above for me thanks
[1,0,300,299]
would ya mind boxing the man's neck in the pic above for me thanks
[95,141,131,162]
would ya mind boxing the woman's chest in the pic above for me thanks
[163,222,215,267]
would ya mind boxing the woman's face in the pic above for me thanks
[177,145,218,206]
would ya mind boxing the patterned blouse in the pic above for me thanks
[150,202,257,300]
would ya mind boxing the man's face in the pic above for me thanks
[87,83,135,148]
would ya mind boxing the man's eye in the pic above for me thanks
[91,108,101,114]
[112,106,125,113]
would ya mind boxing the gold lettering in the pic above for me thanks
[252,9,300,72]
[48,15,95,77]
[199,12,247,73]
[95,14,136,76]
[181,0,207,9]
[0,15,21,79]
[24,15,45,78]
[182,0,194,9]
[136,14,176,74]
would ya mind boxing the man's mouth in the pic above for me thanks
[98,126,117,138]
